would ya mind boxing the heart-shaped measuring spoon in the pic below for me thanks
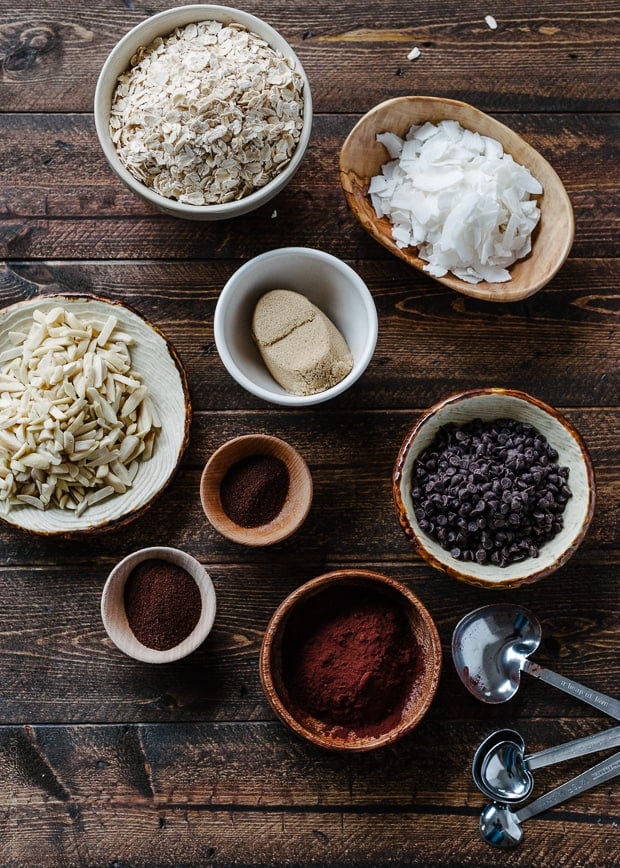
[473,725,620,803]
[479,750,620,848]
[452,604,620,720]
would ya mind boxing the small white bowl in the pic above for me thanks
[393,388,596,589]
[94,5,312,221]
[101,546,217,663]
[214,247,378,406]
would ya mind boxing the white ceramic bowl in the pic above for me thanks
[0,294,190,536]
[393,388,596,589]
[94,5,312,221]
[101,546,217,663]
[214,247,378,406]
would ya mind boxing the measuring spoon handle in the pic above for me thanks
[517,750,620,823]
[523,659,620,721]
[527,725,620,770]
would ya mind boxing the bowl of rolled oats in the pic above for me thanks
[94,5,312,220]
[0,294,191,535]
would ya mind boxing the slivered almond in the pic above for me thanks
[0,304,160,516]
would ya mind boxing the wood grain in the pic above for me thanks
[0,114,618,258]
[0,270,618,411]
[0,721,618,867]
[0,1,618,112]
[0,0,618,863]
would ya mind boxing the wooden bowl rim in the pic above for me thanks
[200,433,313,546]
[259,568,442,751]
[392,387,596,589]
[339,95,575,302]
[100,545,217,664]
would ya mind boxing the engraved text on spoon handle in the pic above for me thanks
[517,751,620,824]
[527,725,620,770]
[523,660,620,721]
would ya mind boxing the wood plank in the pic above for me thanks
[0,555,617,724]
[1,265,618,410]
[1,1,618,864]
[0,406,617,561]
[0,1,618,113]
[0,722,617,866]
[0,114,618,257]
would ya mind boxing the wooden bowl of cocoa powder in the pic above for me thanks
[259,569,442,751]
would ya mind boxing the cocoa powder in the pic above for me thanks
[283,587,419,737]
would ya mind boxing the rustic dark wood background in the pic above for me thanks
[1,1,618,865]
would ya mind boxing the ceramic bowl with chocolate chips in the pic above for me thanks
[393,388,596,589]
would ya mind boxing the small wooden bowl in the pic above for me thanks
[340,96,574,302]
[393,388,596,589]
[101,546,216,663]
[259,569,442,751]
[200,434,313,546]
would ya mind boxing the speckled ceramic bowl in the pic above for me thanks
[259,569,442,751]
[0,294,190,535]
[393,388,596,589]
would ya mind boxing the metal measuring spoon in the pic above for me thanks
[479,750,620,847]
[473,725,620,803]
[452,604,620,720]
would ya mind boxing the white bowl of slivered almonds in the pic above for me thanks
[0,294,191,535]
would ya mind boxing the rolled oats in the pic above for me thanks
[109,20,305,205]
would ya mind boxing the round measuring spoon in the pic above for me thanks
[452,604,620,720]
[479,750,620,847]
[473,725,620,803]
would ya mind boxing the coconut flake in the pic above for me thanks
[485,14,498,29]
[369,120,542,284]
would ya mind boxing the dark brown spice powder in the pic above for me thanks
[220,454,289,527]
[124,558,201,651]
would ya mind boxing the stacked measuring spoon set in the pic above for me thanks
[452,604,620,848]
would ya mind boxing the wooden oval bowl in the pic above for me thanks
[0,294,191,535]
[393,388,596,589]
[340,96,575,302]
[200,434,313,546]
[259,569,442,751]
[101,546,216,663]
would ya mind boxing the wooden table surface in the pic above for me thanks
[1,1,618,865]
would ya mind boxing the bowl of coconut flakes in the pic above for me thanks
[340,96,574,302]
[94,5,312,220]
